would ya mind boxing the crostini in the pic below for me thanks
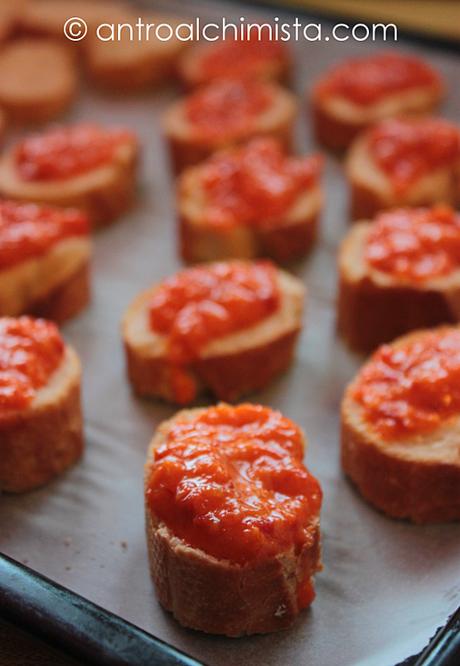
[145,402,322,635]
[163,78,297,173]
[0,199,91,322]
[178,138,323,263]
[311,51,444,151]
[85,16,186,92]
[0,316,83,493]
[0,123,138,227]
[341,325,460,523]
[338,205,460,352]
[0,39,77,124]
[123,260,304,404]
[346,117,460,220]
[178,31,290,88]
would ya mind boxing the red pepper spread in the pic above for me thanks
[15,123,134,181]
[185,79,272,141]
[199,139,322,228]
[0,200,89,269]
[315,52,441,105]
[368,118,460,193]
[197,33,286,82]
[365,206,460,281]
[147,403,322,576]
[0,316,64,415]
[351,328,460,439]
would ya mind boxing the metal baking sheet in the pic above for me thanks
[1,1,459,665]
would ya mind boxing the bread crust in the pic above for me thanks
[341,364,460,523]
[0,141,138,227]
[337,223,460,352]
[145,409,322,636]
[123,268,304,404]
[0,346,83,493]
[27,259,90,323]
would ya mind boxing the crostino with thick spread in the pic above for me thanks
[197,139,322,228]
[0,200,89,269]
[146,403,322,579]
[314,52,442,106]
[350,327,460,439]
[14,123,135,181]
[0,316,64,414]
[365,206,460,281]
[368,118,460,193]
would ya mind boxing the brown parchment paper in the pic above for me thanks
[1,2,459,665]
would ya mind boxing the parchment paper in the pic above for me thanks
[1,2,459,665]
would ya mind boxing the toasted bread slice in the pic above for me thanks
[0,39,77,124]
[0,140,138,227]
[123,267,304,404]
[0,344,83,493]
[346,129,458,220]
[337,222,460,352]
[145,407,322,636]
[163,82,297,173]
[178,164,322,264]
[341,327,460,523]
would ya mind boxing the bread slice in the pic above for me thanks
[0,236,91,322]
[178,163,322,264]
[337,222,460,352]
[85,16,186,92]
[341,327,460,523]
[346,128,459,220]
[163,81,297,173]
[0,344,83,493]
[0,39,77,124]
[123,267,305,404]
[145,407,322,636]
[0,139,138,228]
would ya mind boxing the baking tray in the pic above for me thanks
[1,1,459,665]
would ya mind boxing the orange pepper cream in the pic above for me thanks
[365,206,460,282]
[15,124,134,181]
[368,118,460,193]
[0,200,89,269]
[184,79,272,141]
[351,327,460,439]
[315,52,442,106]
[0,316,64,415]
[199,139,322,228]
[146,403,322,579]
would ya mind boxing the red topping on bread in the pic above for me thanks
[198,138,322,228]
[351,327,460,438]
[0,200,89,269]
[365,205,460,281]
[314,51,442,105]
[146,403,322,565]
[368,118,460,193]
[149,260,280,364]
[0,316,64,413]
[15,123,135,181]
[185,79,272,141]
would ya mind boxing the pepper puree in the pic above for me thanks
[146,403,322,564]
[351,328,460,439]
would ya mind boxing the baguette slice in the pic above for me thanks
[0,138,138,228]
[0,39,77,124]
[346,125,459,220]
[123,266,304,404]
[163,80,297,173]
[341,327,460,523]
[178,158,322,264]
[0,344,83,493]
[337,221,460,352]
[145,407,322,636]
